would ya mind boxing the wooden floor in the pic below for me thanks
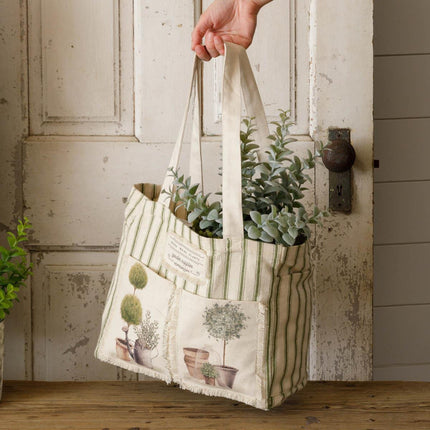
[1,381,429,429]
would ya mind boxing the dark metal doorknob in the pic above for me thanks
[322,128,355,213]
[322,137,356,172]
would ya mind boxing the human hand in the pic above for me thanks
[191,0,272,61]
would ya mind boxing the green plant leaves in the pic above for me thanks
[0,217,33,322]
[166,111,329,246]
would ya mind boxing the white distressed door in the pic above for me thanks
[1,0,373,381]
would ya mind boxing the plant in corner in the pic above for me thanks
[203,303,248,389]
[201,362,217,386]
[164,110,328,244]
[0,217,33,400]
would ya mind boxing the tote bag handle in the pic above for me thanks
[160,42,270,241]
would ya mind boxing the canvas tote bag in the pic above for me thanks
[94,43,313,410]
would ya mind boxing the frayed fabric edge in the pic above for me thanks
[174,376,269,411]
[95,351,172,384]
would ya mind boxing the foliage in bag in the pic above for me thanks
[165,110,328,245]
[0,217,33,322]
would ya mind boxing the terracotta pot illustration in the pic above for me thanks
[116,337,131,361]
[214,365,238,389]
[183,347,209,380]
[133,340,156,369]
[204,376,216,386]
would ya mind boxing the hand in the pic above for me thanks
[191,0,271,61]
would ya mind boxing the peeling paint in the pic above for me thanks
[67,273,91,295]
[319,72,333,84]
[62,336,89,355]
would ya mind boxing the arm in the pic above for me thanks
[191,0,273,61]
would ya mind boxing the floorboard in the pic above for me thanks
[1,381,429,429]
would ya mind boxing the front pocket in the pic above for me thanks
[94,255,175,383]
[169,289,269,409]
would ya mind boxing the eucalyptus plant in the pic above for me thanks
[164,110,328,245]
[0,217,33,322]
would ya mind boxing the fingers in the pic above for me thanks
[204,32,221,58]
[193,32,225,62]
[214,35,225,55]
[194,44,211,62]
[191,13,211,51]
[191,12,225,61]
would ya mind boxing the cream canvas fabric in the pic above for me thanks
[94,43,312,410]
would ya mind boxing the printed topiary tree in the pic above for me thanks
[120,294,142,326]
[203,303,248,367]
[129,263,148,292]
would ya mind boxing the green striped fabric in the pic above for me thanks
[95,183,312,409]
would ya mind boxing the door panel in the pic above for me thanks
[134,0,196,142]
[28,0,134,135]
[31,251,139,380]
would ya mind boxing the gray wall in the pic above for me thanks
[374,0,430,380]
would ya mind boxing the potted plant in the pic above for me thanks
[164,110,327,244]
[183,347,210,380]
[0,217,33,400]
[201,362,217,386]
[203,303,248,389]
[117,263,148,362]
[133,310,160,368]
[120,294,142,361]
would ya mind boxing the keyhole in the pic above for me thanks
[337,184,343,196]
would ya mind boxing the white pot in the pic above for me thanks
[0,321,4,400]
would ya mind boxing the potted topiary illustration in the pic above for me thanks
[0,217,33,400]
[201,362,217,386]
[133,310,160,368]
[119,294,142,361]
[118,262,156,367]
[203,303,248,389]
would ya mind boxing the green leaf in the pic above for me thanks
[7,232,17,248]
[250,211,262,226]
[282,233,295,246]
[262,223,280,240]
[207,209,219,221]
[247,225,261,240]
[259,231,273,243]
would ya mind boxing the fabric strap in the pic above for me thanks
[159,43,270,240]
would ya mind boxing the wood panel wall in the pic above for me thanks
[374,0,430,381]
